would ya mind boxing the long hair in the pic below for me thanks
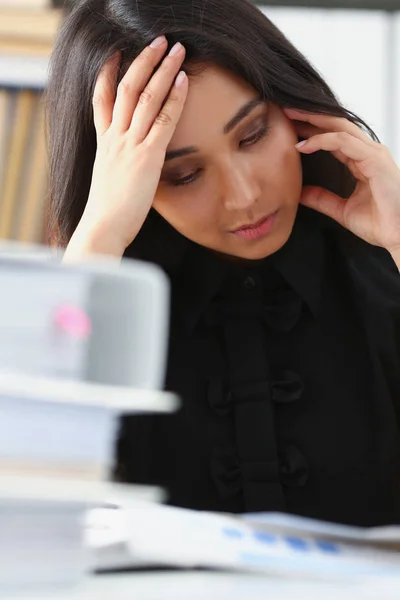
[45,0,377,268]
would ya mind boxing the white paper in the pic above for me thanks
[86,505,400,581]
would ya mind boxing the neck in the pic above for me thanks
[389,247,400,272]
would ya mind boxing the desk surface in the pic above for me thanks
[7,571,400,600]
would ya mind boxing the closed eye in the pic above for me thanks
[170,168,202,188]
[240,124,271,148]
[170,125,271,188]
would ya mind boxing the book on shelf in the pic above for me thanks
[0,0,60,11]
[0,6,63,45]
[0,4,67,243]
[0,5,64,242]
[0,37,53,56]
[0,89,38,240]
[0,88,48,243]
[0,88,9,202]
[15,94,48,242]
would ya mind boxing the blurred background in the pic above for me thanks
[0,0,399,246]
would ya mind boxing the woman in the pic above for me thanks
[46,0,400,526]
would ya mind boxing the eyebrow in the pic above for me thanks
[164,96,265,162]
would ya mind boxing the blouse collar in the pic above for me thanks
[170,205,326,334]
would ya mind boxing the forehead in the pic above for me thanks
[169,64,257,145]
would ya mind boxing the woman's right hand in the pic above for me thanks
[64,36,188,260]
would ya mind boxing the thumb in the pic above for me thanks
[299,185,346,228]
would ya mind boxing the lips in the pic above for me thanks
[232,213,273,232]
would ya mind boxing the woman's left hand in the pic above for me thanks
[283,107,400,262]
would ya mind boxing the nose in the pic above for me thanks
[221,162,261,212]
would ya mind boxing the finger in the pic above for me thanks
[145,70,189,150]
[296,132,373,163]
[283,107,375,145]
[111,36,168,133]
[296,131,353,167]
[292,122,356,166]
[129,42,186,143]
[92,52,121,137]
[300,185,347,227]
[294,124,358,168]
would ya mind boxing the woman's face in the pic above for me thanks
[153,64,303,260]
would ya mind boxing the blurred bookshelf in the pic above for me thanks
[0,1,63,244]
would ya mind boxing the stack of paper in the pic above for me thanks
[0,477,164,592]
[0,247,177,592]
[0,246,176,482]
[87,503,400,582]
[0,381,177,482]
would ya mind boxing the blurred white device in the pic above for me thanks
[0,242,170,390]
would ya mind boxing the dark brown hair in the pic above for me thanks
[45,0,378,267]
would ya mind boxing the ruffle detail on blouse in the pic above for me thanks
[261,288,304,332]
[272,370,305,404]
[210,446,243,500]
[207,370,304,416]
[279,445,309,487]
[210,443,309,503]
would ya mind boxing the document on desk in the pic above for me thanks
[86,504,400,581]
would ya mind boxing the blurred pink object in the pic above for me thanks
[54,305,92,339]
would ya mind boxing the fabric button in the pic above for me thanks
[279,445,309,488]
[272,370,304,404]
[242,275,257,290]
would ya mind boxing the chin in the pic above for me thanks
[233,238,288,260]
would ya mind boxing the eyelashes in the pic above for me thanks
[170,124,271,188]
[240,124,271,148]
[171,169,201,188]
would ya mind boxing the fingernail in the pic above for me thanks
[295,140,307,149]
[150,35,166,48]
[169,42,182,57]
[175,71,187,88]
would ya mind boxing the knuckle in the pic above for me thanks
[118,80,132,96]
[139,46,153,61]
[167,92,180,103]
[136,47,157,68]
[338,131,350,143]
[378,143,389,155]
[138,89,154,105]
[155,111,172,126]
[162,55,176,68]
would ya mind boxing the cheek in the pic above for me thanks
[265,127,303,196]
[281,144,303,190]
[153,187,218,234]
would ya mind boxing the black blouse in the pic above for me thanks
[116,206,400,527]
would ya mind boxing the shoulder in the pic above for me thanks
[301,206,397,274]
[301,208,400,301]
